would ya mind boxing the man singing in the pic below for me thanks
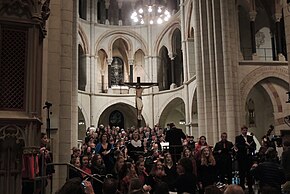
[213,132,233,184]
[235,125,256,194]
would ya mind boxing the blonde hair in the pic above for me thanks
[200,146,216,166]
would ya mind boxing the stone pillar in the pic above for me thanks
[283,0,290,98]
[107,58,113,89]
[274,13,286,61]
[194,0,240,144]
[118,1,123,26]
[249,11,259,60]
[105,0,110,25]
[271,32,277,60]
[168,52,176,88]
[129,59,134,82]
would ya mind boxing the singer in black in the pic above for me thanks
[213,132,233,184]
[235,125,256,194]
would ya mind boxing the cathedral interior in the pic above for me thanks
[1,0,290,193]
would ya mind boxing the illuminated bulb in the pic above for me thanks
[141,19,144,24]
[157,18,163,24]
[149,20,154,24]
[158,7,162,13]
[133,17,138,22]
[164,10,170,15]
[164,16,169,21]
[148,6,153,12]
[138,8,143,14]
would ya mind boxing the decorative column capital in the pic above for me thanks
[128,59,134,65]
[273,13,282,22]
[105,0,110,9]
[168,52,176,60]
[117,0,123,9]
[249,11,257,21]
[107,58,113,65]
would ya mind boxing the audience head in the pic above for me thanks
[91,154,104,166]
[55,177,85,194]
[204,185,222,194]
[260,186,281,194]
[177,157,193,175]
[100,133,109,143]
[128,178,144,194]
[224,184,244,194]
[70,157,81,168]
[265,147,278,161]
[102,178,118,194]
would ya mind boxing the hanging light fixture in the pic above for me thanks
[130,1,171,25]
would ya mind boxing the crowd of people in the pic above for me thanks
[55,123,290,194]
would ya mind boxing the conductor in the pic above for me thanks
[165,123,186,162]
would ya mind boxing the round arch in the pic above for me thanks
[158,97,186,131]
[240,66,288,105]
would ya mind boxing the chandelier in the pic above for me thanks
[130,2,171,25]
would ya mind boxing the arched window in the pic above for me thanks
[109,110,124,129]
[110,57,124,86]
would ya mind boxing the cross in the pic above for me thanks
[123,77,158,127]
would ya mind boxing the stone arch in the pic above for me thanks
[158,97,186,131]
[154,21,180,55]
[240,66,288,105]
[187,2,193,39]
[96,99,149,126]
[78,25,89,54]
[97,102,147,128]
[95,30,148,57]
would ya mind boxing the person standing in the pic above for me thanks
[213,132,234,184]
[165,123,186,162]
[235,125,256,193]
[281,141,290,181]
[251,147,286,193]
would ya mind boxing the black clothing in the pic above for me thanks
[281,148,290,180]
[251,161,286,192]
[197,162,217,189]
[235,134,256,191]
[164,165,178,191]
[165,127,186,162]
[127,140,144,162]
[174,173,197,194]
[213,140,233,183]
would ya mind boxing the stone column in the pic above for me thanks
[249,11,259,60]
[274,13,286,61]
[129,59,134,82]
[283,0,290,101]
[107,58,113,89]
[105,0,110,25]
[118,1,123,26]
[168,52,176,88]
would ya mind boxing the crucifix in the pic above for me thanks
[124,77,158,127]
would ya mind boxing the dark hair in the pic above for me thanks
[265,147,277,161]
[153,181,169,194]
[56,177,85,194]
[178,157,193,173]
[260,186,280,194]
[41,132,47,139]
[128,178,143,194]
[204,185,222,194]
[102,178,118,194]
